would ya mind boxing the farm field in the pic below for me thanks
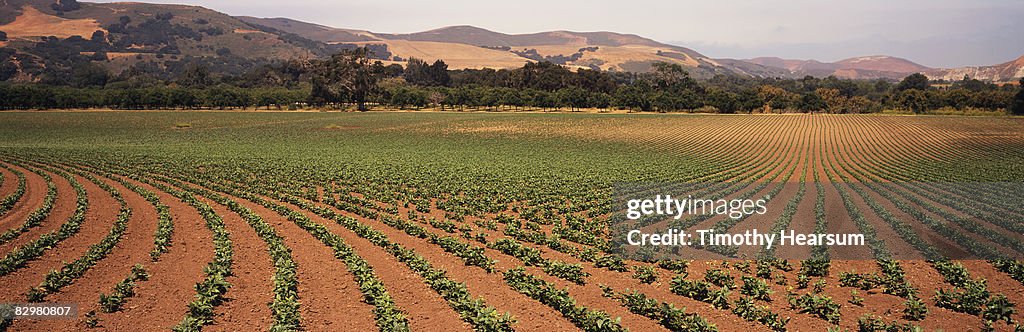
[0,111,1023,331]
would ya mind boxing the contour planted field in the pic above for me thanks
[0,112,1023,331]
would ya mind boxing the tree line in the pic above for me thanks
[1,47,1022,115]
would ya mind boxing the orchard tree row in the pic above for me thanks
[1,47,1021,114]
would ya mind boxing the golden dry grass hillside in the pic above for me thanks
[0,6,104,39]
[351,39,533,70]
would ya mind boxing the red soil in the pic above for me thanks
[0,173,118,304]
[0,164,16,198]
[96,177,213,330]
[274,198,473,331]
[317,200,577,332]
[11,171,157,331]
[226,193,379,330]
[396,203,765,331]
[194,193,274,331]
[0,163,50,234]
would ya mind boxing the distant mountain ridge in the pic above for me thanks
[377,25,669,48]
[925,55,1024,83]
[744,56,933,80]
[0,0,320,59]
[743,55,1024,82]
[237,17,733,77]
[237,16,1023,82]
[235,16,376,43]
[0,0,1020,82]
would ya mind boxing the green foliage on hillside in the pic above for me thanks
[1012,79,1024,115]
[0,55,1016,114]
[0,2,393,83]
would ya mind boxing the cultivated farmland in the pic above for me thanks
[0,112,1022,331]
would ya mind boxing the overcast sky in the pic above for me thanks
[94,0,1023,68]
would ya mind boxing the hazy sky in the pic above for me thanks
[94,0,1023,68]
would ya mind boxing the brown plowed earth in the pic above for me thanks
[686,259,839,330]
[464,195,978,332]
[816,168,872,259]
[868,180,1024,255]
[828,126,979,259]
[0,163,50,233]
[96,176,213,330]
[0,172,116,304]
[274,198,473,332]
[837,117,1022,255]
[0,167,76,255]
[889,260,985,328]
[0,166,76,254]
[686,123,800,235]
[422,205,877,328]
[773,136,824,260]
[774,181,817,259]
[191,192,275,331]
[476,198,840,331]
[0,162,16,197]
[465,200,980,332]
[340,113,1024,331]
[789,259,982,331]
[731,121,812,259]
[890,182,1024,245]
[352,209,622,329]
[519,264,668,332]
[846,181,973,259]
[958,260,1024,324]
[10,170,158,331]
[312,199,578,332]
[394,203,753,331]
[223,192,378,331]
[623,119,787,236]
[536,251,764,330]
[430,221,666,331]
[829,181,924,260]
[731,181,804,258]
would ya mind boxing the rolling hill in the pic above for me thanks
[233,17,1023,82]
[0,0,368,81]
[0,0,1020,83]
[0,0,325,58]
[237,17,737,76]
[744,55,933,80]
[926,55,1024,83]
[235,16,375,43]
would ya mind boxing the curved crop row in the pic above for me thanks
[159,177,301,331]
[26,166,132,302]
[130,170,416,331]
[324,195,498,273]
[504,267,626,332]
[111,163,515,331]
[0,162,27,216]
[0,163,57,246]
[98,264,150,313]
[600,285,718,332]
[85,167,175,261]
[248,186,515,331]
[0,164,87,277]
[236,189,411,331]
[489,237,590,285]
[123,177,234,331]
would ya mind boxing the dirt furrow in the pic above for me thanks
[227,193,379,331]
[96,176,213,330]
[0,173,114,302]
[0,163,53,235]
[197,194,275,331]
[10,171,159,331]
[272,197,473,331]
